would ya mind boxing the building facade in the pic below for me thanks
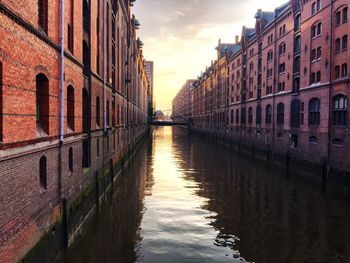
[174,0,350,173]
[172,80,196,123]
[144,60,154,119]
[0,0,151,261]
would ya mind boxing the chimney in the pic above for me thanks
[235,35,239,44]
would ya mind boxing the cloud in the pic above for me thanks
[133,0,287,110]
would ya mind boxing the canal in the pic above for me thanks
[57,126,350,263]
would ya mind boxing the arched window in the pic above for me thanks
[67,85,75,131]
[333,95,347,126]
[38,0,48,34]
[96,96,100,127]
[309,98,321,125]
[256,106,262,125]
[39,156,47,189]
[69,147,73,173]
[82,88,88,133]
[343,7,348,23]
[291,99,301,128]
[311,22,322,38]
[36,74,50,134]
[336,10,342,25]
[266,105,272,124]
[248,107,253,124]
[277,103,285,125]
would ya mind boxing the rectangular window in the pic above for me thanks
[343,35,348,50]
[38,0,48,34]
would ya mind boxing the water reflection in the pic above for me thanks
[59,126,350,263]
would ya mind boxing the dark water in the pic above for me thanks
[58,126,350,263]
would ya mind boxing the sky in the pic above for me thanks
[133,0,287,111]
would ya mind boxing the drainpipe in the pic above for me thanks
[103,0,107,133]
[59,0,65,143]
[58,0,65,202]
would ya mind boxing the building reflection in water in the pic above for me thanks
[58,126,350,263]
[171,127,350,263]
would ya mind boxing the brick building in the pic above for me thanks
[0,0,151,262]
[172,80,195,123]
[174,0,350,173]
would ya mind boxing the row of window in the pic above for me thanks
[229,95,347,127]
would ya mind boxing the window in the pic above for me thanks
[38,0,48,34]
[36,74,50,134]
[256,106,262,125]
[96,96,100,127]
[311,22,322,38]
[310,71,321,84]
[231,110,234,123]
[333,95,347,126]
[294,15,301,31]
[316,71,321,82]
[67,85,75,131]
[266,105,272,124]
[236,109,239,124]
[335,65,340,79]
[342,35,348,51]
[312,2,316,15]
[82,140,89,168]
[294,35,301,53]
[279,42,286,55]
[279,63,285,73]
[336,11,342,26]
[343,7,348,23]
[248,107,253,124]
[342,63,348,77]
[267,50,273,61]
[294,56,301,74]
[69,147,73,173]
[291,99,301,128]
[277,103,285,125]
[309,98,320,125]
[336,38,341,53]
[39,156,47,189]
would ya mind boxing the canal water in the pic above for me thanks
[58,126,350,263]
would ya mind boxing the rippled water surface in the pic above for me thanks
[59,126,350,263]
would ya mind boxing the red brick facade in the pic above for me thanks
[0,0,151,262]
[174,0,350,173]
